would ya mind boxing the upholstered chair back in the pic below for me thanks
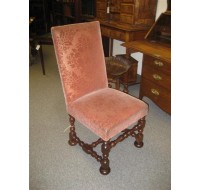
[51,21,108,106]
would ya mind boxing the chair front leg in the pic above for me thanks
[134,117,146,148]
[68,115,77,146]
[100,141,111,175]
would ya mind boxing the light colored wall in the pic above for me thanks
[112,0,168,74]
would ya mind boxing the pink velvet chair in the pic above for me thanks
[51,21,148,175]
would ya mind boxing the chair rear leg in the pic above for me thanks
[100,141,111,175]
[68,115,77,146]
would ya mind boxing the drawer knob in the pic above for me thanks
[152,74,162,80]
[151,88,160,96]
[154,60,164,67]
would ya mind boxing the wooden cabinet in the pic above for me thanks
[81,0,96,21]
[51,0,96,25]
[30,0,51,35]
[51,0,79,25]
[140,53,171,114]
[96,0,158,26]
[95,0,158,84]
[96,0,158,46]
[122,10,171,114]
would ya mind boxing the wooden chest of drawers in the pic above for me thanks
[140,54,171,114]
[122,10,171,114]
[122,40,171,114]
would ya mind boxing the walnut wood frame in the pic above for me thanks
[68,115,146,175]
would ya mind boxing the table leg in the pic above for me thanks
[39,45,45,75]
[109,38,113,57]
[115,78,120,90]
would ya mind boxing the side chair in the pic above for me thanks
[51,21,148,175]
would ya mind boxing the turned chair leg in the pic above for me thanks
[67,115,146,174]
[99,141,111,175]
[68,115,77,146]
[134,117,146,148]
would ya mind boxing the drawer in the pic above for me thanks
[121,0,135,2]
[142,65,171,90]
[110,13,120,22]
[101,27,110,37]
[120,3,134,14]
[120,14,134,24]
[140,78,171,114]
[110,29,125,41]
[96,2,106,10]
[96,11,106,19]
[143,55,171,74]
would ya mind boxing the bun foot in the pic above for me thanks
[68,140,77,146]
[99,166,111,175]
[134,141,144,148]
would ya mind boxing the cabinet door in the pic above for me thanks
[134,0,158,25]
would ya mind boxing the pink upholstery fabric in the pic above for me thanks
[51,21,108,105]
[51,21,148,141]
[68,88,148,141]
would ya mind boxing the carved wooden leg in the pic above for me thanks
[134,117,146,148]
[115,78,120,90]
[68,115,77,146]
[123,83,129,94]
[99,141,111,175]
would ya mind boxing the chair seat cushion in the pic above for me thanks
[68,88,148,141]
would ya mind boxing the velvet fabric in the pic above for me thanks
[68,88,148,141]
[51,22,108,105]
[51,21,148,141]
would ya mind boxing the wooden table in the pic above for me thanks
[99,20,149,56]
[35,33,53,75]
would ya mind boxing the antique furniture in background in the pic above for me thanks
[116,54,139,93]
[30,0,51,35]
[51,21,148,175]
[35,33,53,75]
[122,9,171,114]
[95,0,158,88]
[51,0,96,25]
[51,0,80,25]
[96,0,158,55]
[105,54,138,92]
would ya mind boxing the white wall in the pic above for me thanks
[112,0,168,74]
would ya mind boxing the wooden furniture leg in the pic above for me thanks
[35,33,53,75]
[68,115,77,146]
[100,141,111,175]
[39,45,46,75]
[109,38,113,57]
[67,115,146,175]
[115,78,120,90]
[134,117,145,148]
